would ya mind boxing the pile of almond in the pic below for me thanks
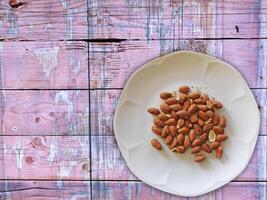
[148,86,228,162]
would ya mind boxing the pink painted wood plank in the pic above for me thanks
[0,0,87,40]
[0,180,90,200]
[89,39,262,89]
[92,181,267,200]
[2,90,89,135]
[91,135,265,181]
[1,41,88,89]
[90,89,266,136]
[1,136,90,180]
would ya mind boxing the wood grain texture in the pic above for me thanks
[2,90,89,136]
[89,39,264,89]
[0,41,88,89]
[0,180,90,200]
[91,135,265,181]
[92,181,267,200]
[0,136,90,180]
[90,89,266,136]
[0,0,87,41]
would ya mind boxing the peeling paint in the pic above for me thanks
[12,139,24,169]
[70,193,87,200]
[55,91,73,120]
[47,136,57,165]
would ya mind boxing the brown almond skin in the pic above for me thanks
[198,111,208,121]
[220,115,227,128]
[151,139,162,150]
[160,102,171,114]
[213,126,224,135]
[195,155,206,162]
[170,104,182,112]
[197,118,205,127]
[216,134,228,142]
[185,120,192,128]
[194,98,205,105]
[179,85,190,94]
[177,134,185,145]
[176,146,186,153]
[201,143,211,153]
[178,127,189,134]
[194,124,203,135]
[160,92,173,100]
[206,110,214,118]
[165,135,173,145]
[198,105,208,111]
[210,141,221,150]
[190,113,198,123]
[216,146,223,158]
[213,113,219,126]
[161,126,169,138]
[170,111,177,120]
[169,125,177,137]
[153,118,165,128]
[184,135,191,148]
[152,126,162,135]
[177,119,185,128]
[202,94,209,101]
[200,132,208,142]
[176,110,190,119]
[147,107,160,115]
[206,100,214,110]
[165,97,177,105]
[189,129,196,143]
[179,93,188,101]
[213,100,223,109]
[203,123,213,132]
[192,139,202,147]
[158,113,170,121]
[169,137,178,149]
[183,100,191,111]
[165,118,177,126]
[189,92,201,99]
[191,146,201,154]
[188,104,198,115]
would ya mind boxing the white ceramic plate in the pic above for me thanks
[113,51,260,197]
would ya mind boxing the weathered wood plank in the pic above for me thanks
[0,136,90,180]
[90,89,266,136]
[92,181,267,200]
[89,39,264,89]
[0,0,87,40]
[91,135,265,181]
[2,90,89,136]
[0,180,90,200]
[0,41,88,89]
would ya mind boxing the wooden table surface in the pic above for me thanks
[0,0,266,199]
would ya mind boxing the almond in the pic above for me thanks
[169,125,177,137]
[216,146,223,158]
[147,107,160,115]
[189,129,196,143]
[184,135,191,148]
[199,132,208,142]
[210,141,220,150]
[188,104,198,115]
[165,97,177,105]
[179,85,190,94]
[198,111,208,121]
[158,113,170,121]
[189,92,201,99]
[165,135,173,145]
[195,155,206,162]
[198,105,208,111]
[161,126,169,138]
[213,113,219,126]
[190,113,198,123]
[183,100,191,111]
[176,146,186,153]
[205,118,213,124]
[192,139,202,147]
[169,137,178,149]
[152,126,162,135]
[165,118,177,126]
[170,111,177,120]
[151,139,162,150]
[203,123,213,132]
[206,110,214,118]
[177,119,185,128]
[179,93,188,101]
[206,100,214,110]
[176,110,190,119]
[220,115,227,128]
[202,94,209,101]
[194,98,205,104]
[170,104,182,112]
[213,126,224,135]
[178,127,189,134]
[160,102,171,114]
[193,124,203,135]
[177,134,185,145]
[191,146,201,154]
[201,143,211,153]
[213,100,223,109]
[160,92,173,100]
[153,118,165,128]
[197,118,205,127]
[185,120,192,128]
[216,134,228,142]
[208,130,216,142]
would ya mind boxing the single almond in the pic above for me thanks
[203,123,213,132]
[169,125,177,137]
[190,113,198,123]
[198,105,208,111]
[170,111,177,120]
[192,139,202,147]
[153,118,165,128]
[216,134,228,142]
[152,126,162,135]
[213,126,224,135]
[213,100,223,109]
[158,113,170,121]
[160,92,173,100]
[220,115,227,128]
[189,129,196,143]
[178,127,189,134]
[147,107,160,115]
[176,110,190,119]
[183,100,191,111]
[202,94,209,101]
[213,113,219,126]
[193,124,203,135]
[169,137,178,149]
[170,104,182,112]
[179,85,190,94]
[191,146,201,154]
[176,146,186,153]
[160,102,171,114]
[188,104,198,115]
[177,134,185,145]
[165,118,177,126]
[194,98,205,104]
[165,135,173,145]
[208,130,216,142]
[201,143,211,153]
[165,97,177,105]
[210,141,220,150]
[195,155,206,162]
[206,110,214,118]
[184,135,191,149]
[179,93,188,101]
[185,120,192,128]
[177,119,185,128]
[206,100,214,110]
[161,126,169,138]
[151,139,162,150]
[189,92,201,99]
[198,111,208,121]
[199,132,208,142]
[216,146,223,158]
[197,118,205,127]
